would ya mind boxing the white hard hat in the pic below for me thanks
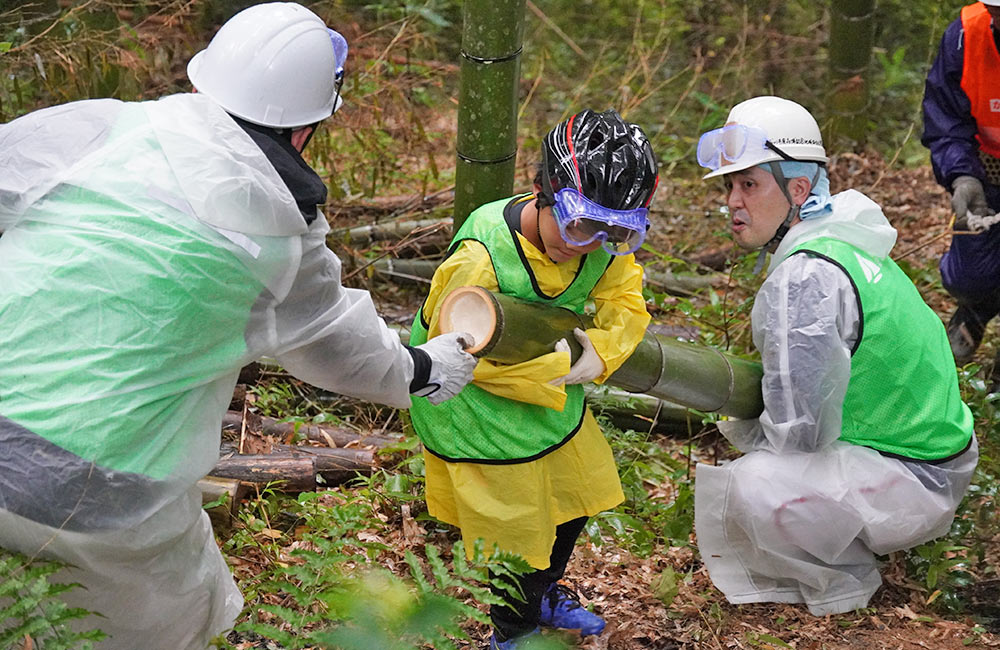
[187,2,348,128]
[700,96,828,179]
[980,0,1000,6]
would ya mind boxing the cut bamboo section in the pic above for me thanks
[439,286,764,419]
[198,476,247,531]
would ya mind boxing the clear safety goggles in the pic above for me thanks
[552,187,649,255]
[329,29,348,104]
[697,124,788,171]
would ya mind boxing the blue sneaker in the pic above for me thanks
[489,627,541,649]
[538,583,606,636]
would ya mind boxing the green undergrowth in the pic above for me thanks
[216,476,568,649]
[0,551,105,650]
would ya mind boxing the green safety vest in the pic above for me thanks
[785,237,973,461]
[410,195,613,463]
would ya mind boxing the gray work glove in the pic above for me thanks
[412,332,477,405]
[951,175,991,230]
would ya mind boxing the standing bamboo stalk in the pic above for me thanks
[453,0,526,230]
[439,286,764,419]
[828,0,876,147]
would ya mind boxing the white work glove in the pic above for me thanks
[951,175,992,230]
[549,327,605,386]
[412,332,477,405]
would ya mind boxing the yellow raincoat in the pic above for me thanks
[419,222,650,568]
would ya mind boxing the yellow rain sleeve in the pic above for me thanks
[422,239,571,410]
[582,254,651,383]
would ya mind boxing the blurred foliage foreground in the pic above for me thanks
[1,1,998,649]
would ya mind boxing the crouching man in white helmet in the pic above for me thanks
[0,3,475,648]
[692,96,979,615]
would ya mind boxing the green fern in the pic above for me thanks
[224,489,538,649]
[0,550,105,650]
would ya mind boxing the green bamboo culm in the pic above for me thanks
[453,0,526,232]
[827,0,876,148]
[442,287,765,419]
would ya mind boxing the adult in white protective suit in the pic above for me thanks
[0,4,475,648]
[693,96,979,615]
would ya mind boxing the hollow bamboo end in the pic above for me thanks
[439,286,498,356]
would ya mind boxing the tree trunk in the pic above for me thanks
[828,0,876,147]
[439,286,764,419]
[453,0,526,230]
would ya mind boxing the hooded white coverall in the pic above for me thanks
[695,190,979,616]
[0,94,416,648]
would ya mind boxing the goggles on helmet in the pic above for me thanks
[696,124,793,171]
[552,187,649,255]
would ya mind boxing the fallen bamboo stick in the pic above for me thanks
[373,258,718,296]
[439,286,764,419]
[585,386,711,435]
[222,411,401,449]
[218,441,375,483]
[372,258,438,284]
[340,218,451,245]
[372,258,723,296]
[210,455,317,492]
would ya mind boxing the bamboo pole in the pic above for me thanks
[372,258,439,285]
[340,219,451,245]
[453,0,526,230]
[585,386,710,435]
[828,0,875,147]
[439,286,764,419]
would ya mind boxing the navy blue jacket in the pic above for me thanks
[922,15,1000,209]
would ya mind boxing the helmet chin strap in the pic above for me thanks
[751,161,819,274]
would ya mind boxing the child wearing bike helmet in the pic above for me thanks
[409,108,659,649]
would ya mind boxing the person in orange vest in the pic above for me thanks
[922,0,1000,375]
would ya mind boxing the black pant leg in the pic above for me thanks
[489,517,589,641]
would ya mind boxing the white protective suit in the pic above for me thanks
[0,94,416,648]
[695,190,979,616]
